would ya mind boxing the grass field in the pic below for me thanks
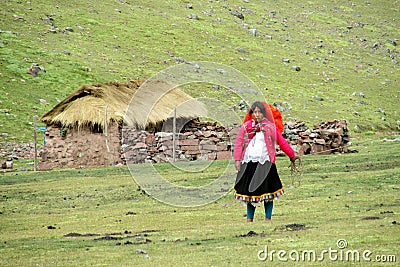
[0,0,399,266]
[1,135,399,266]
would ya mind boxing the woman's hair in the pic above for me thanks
[250,101,267,117]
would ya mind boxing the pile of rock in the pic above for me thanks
[122,120,235,164]
[175,120,233,161]
[0,142,40,160]
[121,128,150,164]
[282,119,350,155]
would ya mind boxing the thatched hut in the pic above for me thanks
[39,80,207,169]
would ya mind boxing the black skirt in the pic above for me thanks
[234,161,284,203]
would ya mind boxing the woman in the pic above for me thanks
[234,101,298,222]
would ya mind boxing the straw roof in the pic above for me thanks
[41,80,207,129]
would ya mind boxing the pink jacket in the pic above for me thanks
[233,118,295,163]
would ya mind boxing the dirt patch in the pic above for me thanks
[64,230,156,246]
[117,239,151,246]
[106,230,132,236]
[362,216,380,220]
[94,235,123,241]
[380,211,393,214]
[171,237,188,243]
[286,223,306,231]
[237,230,258,238]
[188,238,217,246]
[64,233,100,237]
[139,229,159,234]
[274,223,307,231]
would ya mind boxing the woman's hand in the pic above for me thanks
[235,160,241,171]
[290,155,300,163]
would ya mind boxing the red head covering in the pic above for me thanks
[243,102,284,134]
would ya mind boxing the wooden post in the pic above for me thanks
[33,116,37,171]
[105,105,109,151]
[173,106,176,162]
[104,105,114,166]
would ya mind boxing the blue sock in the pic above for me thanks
[264,201,274,219]
[247,203,256,219]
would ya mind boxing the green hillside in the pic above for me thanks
[1,0,399,143]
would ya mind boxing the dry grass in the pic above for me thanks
[41,80,206,129]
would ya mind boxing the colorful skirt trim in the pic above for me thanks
[234,188,284,203]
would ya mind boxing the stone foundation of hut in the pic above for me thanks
[37,119,350,170]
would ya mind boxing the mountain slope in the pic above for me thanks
[0,0,398,142]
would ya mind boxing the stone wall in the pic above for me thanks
[39,123,122,169]
[122,119,350,164]
[282,119,350,155]
[0,142,39,159]
[122,120,236,164]
[2,119,351,169]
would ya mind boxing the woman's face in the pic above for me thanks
[252,107,264,123]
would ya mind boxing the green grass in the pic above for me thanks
[1,136,399,266]
[0,0,399,144]
[0,2,399,264]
